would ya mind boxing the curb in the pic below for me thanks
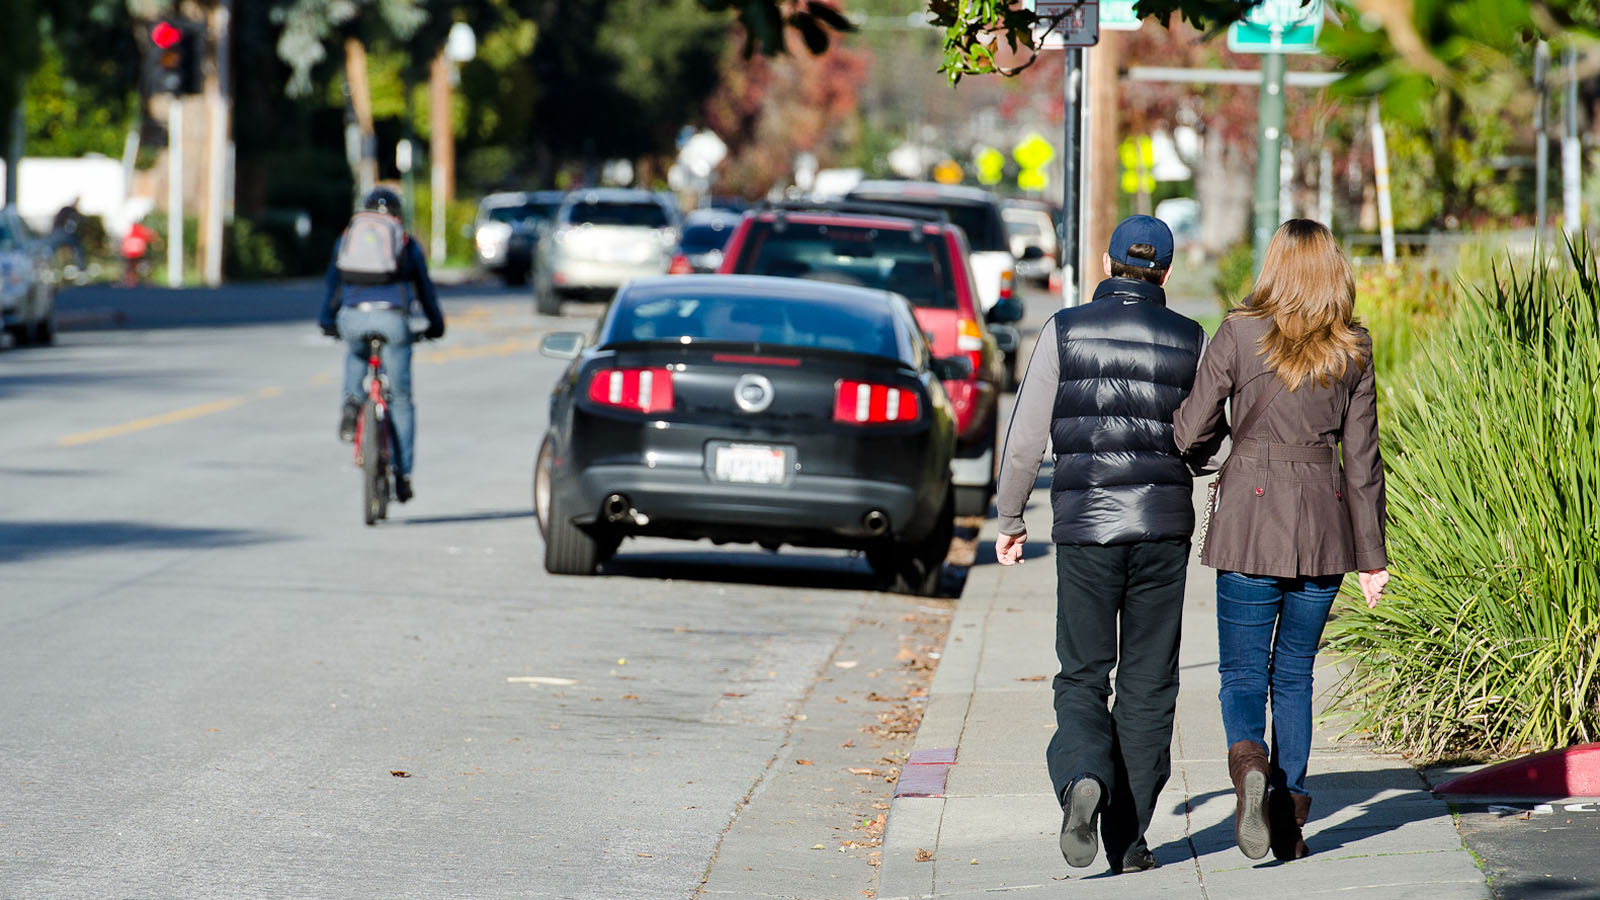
[1434,743,1600,798]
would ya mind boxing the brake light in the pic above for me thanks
[833,379,920,424]
[668,253,692,275]
[999,268,1015,301]
[956,317,985,376]
[587,367,674,413]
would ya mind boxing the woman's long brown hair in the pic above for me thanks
[1237,219,1368,391]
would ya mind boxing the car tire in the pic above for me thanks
[536,438,613,575]
[6,323,33,347]
[32,315,55,346]
[535,280,561,317]
[503,268,528,287]
[870,489,953,597]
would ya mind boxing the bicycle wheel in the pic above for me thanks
[361,403,383,525]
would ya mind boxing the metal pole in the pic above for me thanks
[1318,147,1332,227]
[5,99,21,207]
[1369,100,1396,265]
[1061,48,1083,307]
[168,98,184,288]
[203,0,230,286]
[1562,44,1581,239]
[1534,41,1548,243]
[1251,49,1285,270]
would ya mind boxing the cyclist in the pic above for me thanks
[319,188,445,503]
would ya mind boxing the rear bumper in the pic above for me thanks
[550,259,667,290]
[572,464,924,544]
[949,446,993,488]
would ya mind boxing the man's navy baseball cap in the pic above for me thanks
[1108,215,1174,269]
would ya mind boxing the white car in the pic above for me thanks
[1002,200,1059,288]
[0,206,56,347]
[533,189,680,316]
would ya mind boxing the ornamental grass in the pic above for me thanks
[1324,238,1600,763]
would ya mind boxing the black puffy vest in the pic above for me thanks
[1049,277,1206,545]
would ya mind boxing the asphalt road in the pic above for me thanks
[0,278,991,899]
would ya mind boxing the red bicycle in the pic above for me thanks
[352,333,400,525]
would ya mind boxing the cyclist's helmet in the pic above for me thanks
[362,187,403,219]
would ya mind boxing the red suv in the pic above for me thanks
[719,202,1010,517]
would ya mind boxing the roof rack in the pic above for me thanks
[758,198,951,224]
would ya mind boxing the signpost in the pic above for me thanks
[1227,0,1323,269]
[1028,0,1100,306]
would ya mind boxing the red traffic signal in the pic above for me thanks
[151,20,181,49]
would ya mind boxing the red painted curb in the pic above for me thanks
[896,747,958,798]
[1433,743,1600,797]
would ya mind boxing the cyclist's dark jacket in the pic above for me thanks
[995,276,1208,545]
[320,236,445,336]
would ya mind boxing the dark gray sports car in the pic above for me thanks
[533,275,963,595]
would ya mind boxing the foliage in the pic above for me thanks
[1211,241,1254,309]
[23,37,136,158]
[1324,239,1600,762]
[224,218,287,280]
[1351,261,1455,377]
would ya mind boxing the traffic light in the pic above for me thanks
[146,19,201,95]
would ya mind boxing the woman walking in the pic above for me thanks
[1173,219,1389,861]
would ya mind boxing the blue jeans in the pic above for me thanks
[1215,571,1343,796]
[337,306,415,476]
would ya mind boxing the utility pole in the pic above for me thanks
[1368,100,1396,265]
[201,0,231,286]
[1562,44,1581,238]
[1251,48,1285,268]
[1061,49,1083,307]
[168,97,184,288]
[1534,41,1549,243]
[1085,32,1120,299]
[429,50,451,263]
[4,97,20,207]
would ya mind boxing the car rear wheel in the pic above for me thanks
[535,280,562,316]
[536,438,617,575]
[869,489,953,598]
[6,323,33,347]
[33,315,55,346]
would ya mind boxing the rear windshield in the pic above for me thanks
[1006,219,1042,238]
[679,223,734,254]
[568,201,671,228]
[730,222,959,310]
[849,196,1006,251]
[610,292,900,359]
[487,201,559,225]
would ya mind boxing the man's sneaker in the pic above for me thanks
[1111,847,1159,874]
[338,401,360,443]
[1059,776,1102,868]
[394,475,413,503]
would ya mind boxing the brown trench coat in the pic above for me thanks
[1172,313,1387,578]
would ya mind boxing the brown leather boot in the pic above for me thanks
[1268,789,1312,860]
[1227,740,1271,859]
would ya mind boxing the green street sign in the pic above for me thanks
[1101,0,1141,31]
[1227,0,1322,54]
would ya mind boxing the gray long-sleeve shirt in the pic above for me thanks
[994,315,1212,537]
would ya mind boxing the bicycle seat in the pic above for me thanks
[357,332,390,345]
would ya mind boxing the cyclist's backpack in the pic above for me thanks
[335,211,406,284]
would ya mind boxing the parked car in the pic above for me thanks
[0,206,56,347]
[718,201,1018,517]
[534,274,961,595]
[533,189,680,316]
[1002,199,1059,288]
[473,190,565,286]
[668,209,742,274]
[843,182,1022,386]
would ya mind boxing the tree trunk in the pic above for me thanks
[1195,131,1252,256]
[344,36,378,195]
[1084,33,1121,290]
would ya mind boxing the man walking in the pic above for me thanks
[994,215,1209,874]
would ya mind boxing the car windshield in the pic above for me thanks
[851,196,1005,251]
[1006,219,1041,238]
[731,222,959,310]
[611,292,901,359]
[487,201,559,225]
[569,201,671,228]
[679,223,733,254]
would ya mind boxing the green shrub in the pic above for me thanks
[224,219,286,280]
[1353,263,1455,377]
[1212,241,1255,311]
[1324,238,1600,762]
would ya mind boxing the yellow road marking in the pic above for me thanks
[59,396,252,447]
[256,386,284,399]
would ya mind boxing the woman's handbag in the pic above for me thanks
[1196,376,1285,558]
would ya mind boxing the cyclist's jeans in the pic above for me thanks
[1215,571,1342,796]
[337,306,415,476]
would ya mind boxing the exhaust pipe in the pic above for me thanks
[603,494,631,523]
[862,510,889,536]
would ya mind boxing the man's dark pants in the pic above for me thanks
[1046,539,1188,863]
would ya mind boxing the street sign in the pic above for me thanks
[932,159,964,185]
[1029,0,1099,50]
[1228,0,1322,54]
[1101,0,1142,31]
[975,148,1005,186]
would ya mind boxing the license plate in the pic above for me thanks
[713,444,788,484]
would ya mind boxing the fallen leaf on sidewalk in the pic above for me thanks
[723,692,746,698]
[915,848,934,862]
[812,844,826,850]
[834,660,859,669]
[848,767,881,776]
[390,770,410,778]
[796,759,814,766]
[1015,674,1048,682]
[620,694,639,701]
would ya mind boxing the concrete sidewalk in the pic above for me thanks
[879,478,1493,900]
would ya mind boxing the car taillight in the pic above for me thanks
[999,268,1015,301]
[833,379,920,425]
[587,367,674,414]
[667,253,692,275]
[957,317,985,375]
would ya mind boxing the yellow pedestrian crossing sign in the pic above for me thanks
[1013,133,1055,193]
[1120,135,1155,194]
[933,159,965,185]
[976,148,1005,186]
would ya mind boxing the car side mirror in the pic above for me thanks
[1021,245,1045,260]
[932,355,973,381]
[539,332,585,359]
[985,296,1024,325]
